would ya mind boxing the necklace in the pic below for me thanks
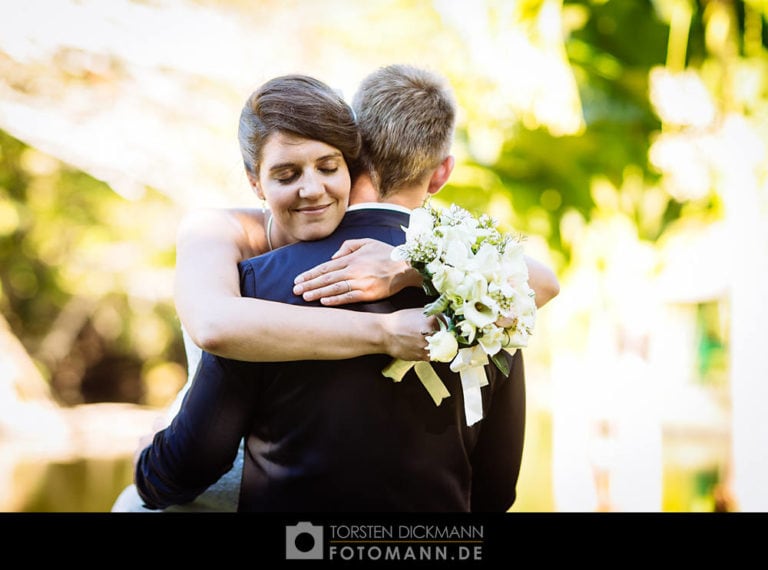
[266,210,274,251]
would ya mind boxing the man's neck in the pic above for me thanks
[349,172,428,211]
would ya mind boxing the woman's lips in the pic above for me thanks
[295,204,332,215]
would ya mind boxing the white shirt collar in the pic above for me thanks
[347,202,412,215]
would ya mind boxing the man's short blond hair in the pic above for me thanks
[352,64,456,199]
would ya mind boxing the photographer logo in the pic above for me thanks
[284,522,484,563]
[285,522,324,560]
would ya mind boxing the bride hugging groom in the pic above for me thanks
[113,64,559,513]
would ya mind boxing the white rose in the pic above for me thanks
[426,329,459,362]
[442,225,476,250]
[405,207,434,242]
[443,239,470,268]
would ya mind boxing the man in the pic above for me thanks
[135,64,527,512]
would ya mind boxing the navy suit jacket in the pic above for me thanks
[135,206,526,512]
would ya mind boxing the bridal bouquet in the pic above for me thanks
[382,202,536,425]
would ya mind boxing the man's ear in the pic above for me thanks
[246,170,265,201]
[427,155,455,196]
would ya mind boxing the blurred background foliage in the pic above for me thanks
[1,0,766,512]
[0,130,185,406]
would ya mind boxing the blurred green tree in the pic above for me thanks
[0,130,185,405]
[439,0,766,269]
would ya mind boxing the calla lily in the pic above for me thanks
[462,295,498,328]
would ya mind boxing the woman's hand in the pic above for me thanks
[292,238,421,306]
[381,308,438,362]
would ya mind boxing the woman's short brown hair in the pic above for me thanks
[238,75,362,178]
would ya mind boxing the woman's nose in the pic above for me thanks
[298,173,324,199]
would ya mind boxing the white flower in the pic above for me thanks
[426,329,459,362]
[462,295,499,328]
[443,239,471,268]
[454,271,487,301]
[458,320,477,345]
[430,264,467,295]
[478,325,507,355]
[404,207,434,241]
[441,224,476,251]
[469,243,502,280]
[504,327,531,348]
[500,241,528,283]
[501,296,536,348]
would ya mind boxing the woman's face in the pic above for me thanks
[255,131,351,247]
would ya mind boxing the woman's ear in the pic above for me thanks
[427,155,455,196]
[246,170,265,201]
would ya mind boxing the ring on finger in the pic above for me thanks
[345,280,351,294]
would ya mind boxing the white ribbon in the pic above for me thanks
[450,345,489,426]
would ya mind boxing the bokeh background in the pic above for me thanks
[1,0,766,513]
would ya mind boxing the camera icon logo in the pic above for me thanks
[285,522,324,560]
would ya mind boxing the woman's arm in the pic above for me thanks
[174,208,434,362]
[523,255,560,308]
[292,238,561,309]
